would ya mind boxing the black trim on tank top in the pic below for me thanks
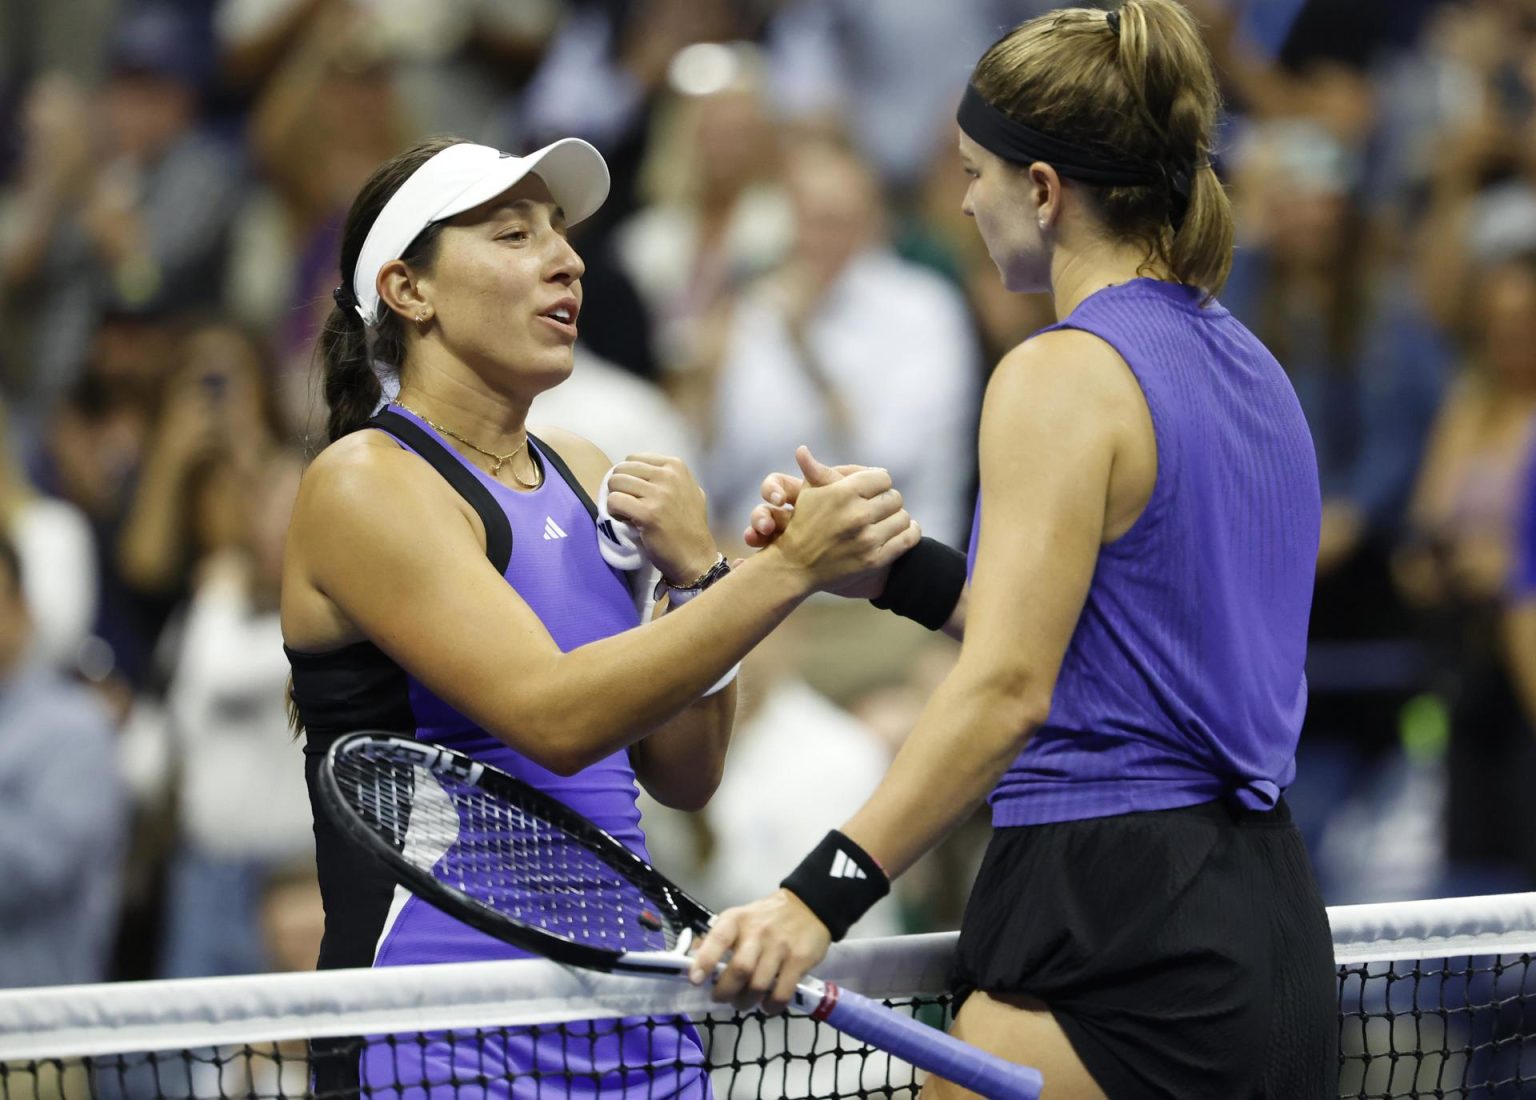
[530,431,599,522]
[368,409,513,574]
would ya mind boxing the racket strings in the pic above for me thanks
[332,747,689,954]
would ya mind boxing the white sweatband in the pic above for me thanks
[595,465,645,571]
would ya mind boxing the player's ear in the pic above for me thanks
[378,258,434,325]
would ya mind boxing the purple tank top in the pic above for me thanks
[361,409,709,1097]
[973,279,1321,826]
[386,405,646,875]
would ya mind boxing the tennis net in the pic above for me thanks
[0,894,1531,1099]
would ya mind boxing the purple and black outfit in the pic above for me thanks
[288,407,709,1098]
[953,279,1339,1099]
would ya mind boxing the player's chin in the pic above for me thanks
[521,348,576,391]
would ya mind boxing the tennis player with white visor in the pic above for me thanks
[281,134,920,1098]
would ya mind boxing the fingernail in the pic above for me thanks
[689,968,704,984]
[770,492,783,505]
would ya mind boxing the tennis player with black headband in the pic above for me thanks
[692,3,1338,1096]
[281,135,918,1097]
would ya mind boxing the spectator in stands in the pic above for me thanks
[763,0,1058,195]
[234,3,409,432]
[159,445,312,977]
[613,42,791,376]
[1397,252,1536,892]
[1414,1,1536,332]
[216,0,557,135]
[0,534,126,988]
[1221,119,1449,890]
[0,4,240,408]
[118,321,286,612]
[513,0,749,237]
[39,305,179,691]
[692,140,979,545]
[0,398,96,673]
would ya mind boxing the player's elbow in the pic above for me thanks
[962,664,1053,740]
[521,729,618,778]
[509,707,642,778]
[642,761,725,813]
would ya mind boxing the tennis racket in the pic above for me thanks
[318,732,1043,1100]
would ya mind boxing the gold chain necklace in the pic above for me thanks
[393,401,540,489]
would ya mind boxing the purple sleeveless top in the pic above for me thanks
[972,279,1321,827]
[375,405,652,967]
[287,407,709,1098]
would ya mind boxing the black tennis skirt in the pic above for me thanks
[952,798,1338,1099]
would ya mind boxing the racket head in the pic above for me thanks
[318,732,714,971]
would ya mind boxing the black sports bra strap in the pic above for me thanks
[529,432,598,521]
[367,409,513,574]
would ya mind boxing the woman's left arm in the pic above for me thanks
[689,329,1146,1007]
[534,428,737,811]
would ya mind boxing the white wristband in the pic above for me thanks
[703,663,740,697]
[596,465,645,571]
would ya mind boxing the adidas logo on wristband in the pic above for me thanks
[783,830,890,941]
[829,851,868,880]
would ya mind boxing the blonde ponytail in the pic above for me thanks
[970,0,1235,295]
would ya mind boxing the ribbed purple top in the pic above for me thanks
[974,279,1321,826]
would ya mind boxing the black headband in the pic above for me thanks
[956,84,1194,228]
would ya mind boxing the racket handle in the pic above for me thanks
[815,983,1043,1100]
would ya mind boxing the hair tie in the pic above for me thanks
[1105,9,1121,35]
[332,284,358,311]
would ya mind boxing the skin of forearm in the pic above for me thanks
[630,684,736,810]
[840,665,1044,879]
[502,553,801,773]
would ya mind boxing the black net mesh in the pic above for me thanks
[0,994,951,1100]
[1337,953,1536,1099]
[3,959,1534,1099]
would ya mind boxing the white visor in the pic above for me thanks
[350,139,610,326]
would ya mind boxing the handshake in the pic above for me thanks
[595,445,920,603]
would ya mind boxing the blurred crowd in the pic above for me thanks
[2,0,1536,991]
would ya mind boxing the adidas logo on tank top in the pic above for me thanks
[543,516,568,540]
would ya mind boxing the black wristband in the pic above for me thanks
[870,537,967,630]
[780,830,890,942]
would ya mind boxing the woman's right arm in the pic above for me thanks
[288,437,916,775]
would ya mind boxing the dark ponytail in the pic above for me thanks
[971,0,1235,295]
[319,136,463,442]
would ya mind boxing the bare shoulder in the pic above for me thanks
[299,429,424,506]
[527,424,611,496]
[997,328,1136,398]
[294,429,473,544]
[987,328,1144,428]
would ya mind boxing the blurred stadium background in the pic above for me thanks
[0,0,1533,998]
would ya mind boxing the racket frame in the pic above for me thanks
[318,732,713,973]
